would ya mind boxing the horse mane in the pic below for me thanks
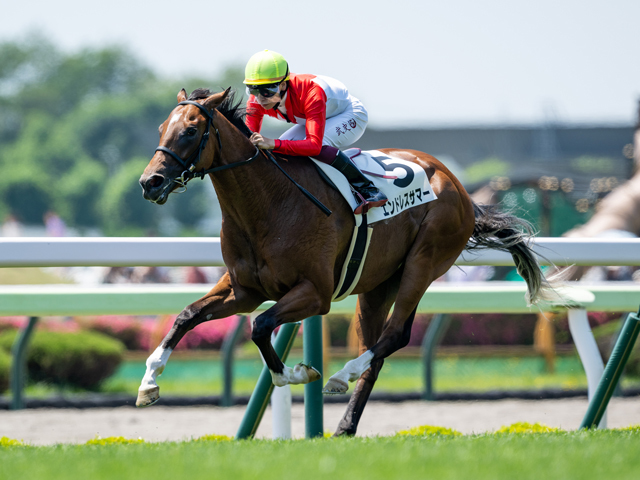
[188,88,251,138]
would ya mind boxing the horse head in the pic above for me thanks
[139,88,230,204]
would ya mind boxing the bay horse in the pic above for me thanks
[137,88,556,436]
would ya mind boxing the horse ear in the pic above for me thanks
[177,89,188,103]
[203,87,231,110]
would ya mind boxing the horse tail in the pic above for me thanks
[466,201,561,306]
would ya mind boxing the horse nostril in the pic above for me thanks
[146,175,164,190]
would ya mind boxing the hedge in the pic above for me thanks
[0,330,124,390]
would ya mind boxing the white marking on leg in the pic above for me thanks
[270,363,319,387]
[270,369,290,387]
[139,346,173,391]
[323,350,374,394]
[335,350,373,383]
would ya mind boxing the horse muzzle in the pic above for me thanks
[139,174,172,205]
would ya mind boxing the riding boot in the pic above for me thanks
[330,150,388,214]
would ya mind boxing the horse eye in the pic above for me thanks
[186,127,197,136]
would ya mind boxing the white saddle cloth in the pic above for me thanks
[311,149,437,224]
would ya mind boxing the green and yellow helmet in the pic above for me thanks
[244,50,290,86]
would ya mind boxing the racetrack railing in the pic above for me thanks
[1,237,639,436]
[1,237,639,267]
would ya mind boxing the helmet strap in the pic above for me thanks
[272,87,292,123]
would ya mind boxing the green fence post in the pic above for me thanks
[10,316,39,410]
[580,306,640,429]
[611,312,630,398]
[236,322,300,439]
[304,315,324,438]
[221,315,248,407]
[421,314,451,400]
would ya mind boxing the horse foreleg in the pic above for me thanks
[328,274,400,436]
[136,272,263,407]
[252,279,330,387]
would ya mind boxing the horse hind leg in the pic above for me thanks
[334,308,416,436]
[334,311,415,436]
[327,205,471,405]
[362,216,471,381]
[324,271,402,436]
[334,357,385,436]
[323,266,406,396]
[332,310,415,437]
[323,304,414,396]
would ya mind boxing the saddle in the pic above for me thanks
[310,149,437,301]
[312,149,437,224]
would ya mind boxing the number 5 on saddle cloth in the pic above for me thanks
[312,149,437,301]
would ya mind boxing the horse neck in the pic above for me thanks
[207,116,299,229]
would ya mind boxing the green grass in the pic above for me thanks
[14,354,640,398]
[2,430,640,480]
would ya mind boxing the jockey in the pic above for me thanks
[244,49,387,214]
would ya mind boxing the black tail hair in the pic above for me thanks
[466,202,560,305]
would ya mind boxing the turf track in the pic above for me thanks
[2,429,640,480]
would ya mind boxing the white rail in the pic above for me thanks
[0,237,639,267]
[1,236,638,429]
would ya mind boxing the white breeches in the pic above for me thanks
[279,97,368,150]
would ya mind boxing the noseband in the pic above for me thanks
[155,100,259,192]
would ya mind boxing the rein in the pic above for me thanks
[155,100,261,192]
[154,100,331,216]
[263,150,331,217]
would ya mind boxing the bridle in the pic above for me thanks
[154,100,260,192]
[154,99,331,216]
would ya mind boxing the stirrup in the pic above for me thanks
[352,190,387,214]
[353,191,370,215]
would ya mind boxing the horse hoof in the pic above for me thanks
[322,378,348,395]
[294,363,322,383]
[136,386,160,407]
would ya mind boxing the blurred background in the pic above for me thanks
[1,0,638,238]
[0,0,639,402]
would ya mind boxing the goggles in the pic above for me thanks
[246,83,282,98]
